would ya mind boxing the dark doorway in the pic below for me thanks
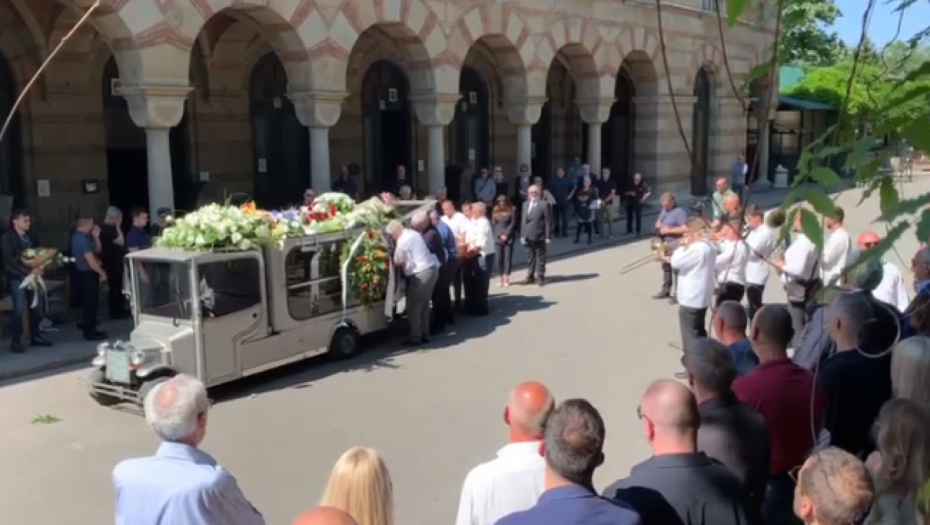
[691,68,712,196]
[250,53,310,209]
[0,51,23,213]
[103,57,191,220]
[454,67,490,173]
[362,60,412,195]
[531,101,551,179]
[604,69,635,183]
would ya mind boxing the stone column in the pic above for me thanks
[506,97,546,171]
[577,98,614,175]
[291,91,347,193]
[411,94,459,195]
[123,85,191,217]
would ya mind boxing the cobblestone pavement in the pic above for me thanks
[0,180,923,524]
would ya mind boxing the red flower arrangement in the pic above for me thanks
[340,229,391,308]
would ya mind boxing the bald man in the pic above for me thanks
[293,507,358,525]
[603,380,751,525]
[454,382,554,525]
[710,178,736,223]
[858,231,909,311]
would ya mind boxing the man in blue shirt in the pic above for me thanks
[126,208,152,252]
[496,399,641,525]
[430,210,456,328]
[113,374,264,525]
[712,301,759,377]
[71,217,107,340]
[653,193,689,302]
[547,168,574,237]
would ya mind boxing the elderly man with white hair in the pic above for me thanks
[113,374,264,525]
[463,202,496,316]
[387,218,440,346]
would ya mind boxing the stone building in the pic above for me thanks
[0,0,774,241]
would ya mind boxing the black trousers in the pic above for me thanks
[661,263,674,295]
[78,270,100,335]
[553,203,570,236]
[104,260,125,316]
[495,243,514,277]
[526,240,547,280]
[464,254,494,316]
[626,203,643,233]
[715,282,746,308]
[575,222,593,243]
[678,305,708,353]
[746,284,765,322]
[430,263,454,328]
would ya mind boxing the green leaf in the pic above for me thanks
[916,209,930,245]
[808,167,843,187]
[726,0,749,26]
[799,209,824,248]
[878,177,900,216]
[877,193,930,222]
[805,189,837,218]
[903,120,930,153]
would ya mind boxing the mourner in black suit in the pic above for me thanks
[520,184,551,286]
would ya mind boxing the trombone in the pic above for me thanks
[619,237,678,274]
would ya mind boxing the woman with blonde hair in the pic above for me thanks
[891,336,930,409]
[320,447,394,525]
[865,399,930,524]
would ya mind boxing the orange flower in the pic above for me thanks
[357,255,367,262]
[240,202,256,213]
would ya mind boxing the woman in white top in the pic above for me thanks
[821,207,853,285]
[714,221,749,306]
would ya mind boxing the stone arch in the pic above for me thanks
[687,43,724,90]
[445,4,536,100]
[206,18,272,92]
[7,0,46,56]
[332,0,446,95]
[538,17,611,99]
[177,4,313,93]
[613,27,666,95]
[0,0,41,93]
[66,1,143,84]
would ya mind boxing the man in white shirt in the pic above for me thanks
[454,382,555,525]
[821,206,853,285]
[664,232,716,356]
[442,200,471,308]
[858,231,909,311]
[463,202,496,316]
[744,205,778,321]
[774,210,820,345]
[714,221,749,307]
[387,220,439,346]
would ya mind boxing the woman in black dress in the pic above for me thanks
[574,176,599,245]
[491,195,516,287]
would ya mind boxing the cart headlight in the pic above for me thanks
[129,350,145,366]
[96,342,109,357]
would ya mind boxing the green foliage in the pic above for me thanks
[779,0,844,66]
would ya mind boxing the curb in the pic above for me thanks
[0,192,791,383]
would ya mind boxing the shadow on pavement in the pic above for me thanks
[214,294,556,402]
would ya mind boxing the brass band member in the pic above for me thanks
[774,208,821,345]
[744,205,778,321]
[714,221,749,307]
[652,192,689,302]
[662,231,716,354]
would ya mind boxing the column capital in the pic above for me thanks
[290,91,348,128]
[410,93,460,126]
[575,97,614,124]
[506,96,547,126]
[123,85,191,129]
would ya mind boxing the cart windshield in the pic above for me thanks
[132,259,192,320]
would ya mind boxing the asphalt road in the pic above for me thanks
[0,180,925,525]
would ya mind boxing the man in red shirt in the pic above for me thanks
[733,304,826,525]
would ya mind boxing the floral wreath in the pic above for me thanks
[340,229,391,309]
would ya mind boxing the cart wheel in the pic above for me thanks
[329,327,362,360]
[87,368,121,407]
[137,376,172,407]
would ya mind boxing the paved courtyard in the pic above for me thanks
[0,180,925,524]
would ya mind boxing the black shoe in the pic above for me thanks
[668,297,678,305]
[30,337,53,347]
[538,278,546,287]
[522,278,536,285]
[400,338,422,348]
[84,331,108,341]
[652,293,670,300]
[10,342,25,354]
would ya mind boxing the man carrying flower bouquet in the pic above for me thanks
[1,209,53,352]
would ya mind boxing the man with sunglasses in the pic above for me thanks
[857,232,909,312]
